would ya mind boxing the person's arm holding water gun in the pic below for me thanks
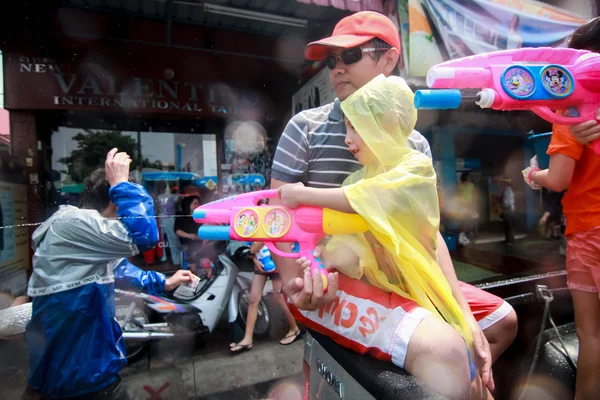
[278,182,355,213]
[570,107,600,146]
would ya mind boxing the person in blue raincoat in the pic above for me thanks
[23,149,194,400]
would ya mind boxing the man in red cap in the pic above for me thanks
[270,11,515,398]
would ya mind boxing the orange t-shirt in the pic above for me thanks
[547,124,600,236]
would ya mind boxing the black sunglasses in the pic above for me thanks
[325,47,387,70]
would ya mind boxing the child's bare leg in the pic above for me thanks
[404,315,476,400]
[272,277,303,344]
[230,273,268,351]
[572,288,600,400]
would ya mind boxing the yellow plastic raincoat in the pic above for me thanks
[329,74,472,347]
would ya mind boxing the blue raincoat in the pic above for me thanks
[25,182,164,398]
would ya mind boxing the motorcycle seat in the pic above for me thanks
[309,329,446,400]
[519,322,577,397]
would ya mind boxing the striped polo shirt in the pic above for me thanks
[272,99,432,188]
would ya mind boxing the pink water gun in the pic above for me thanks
[192,189,369,290]
[414,47,600,155]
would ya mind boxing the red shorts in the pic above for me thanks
[289,275,512,369]
[459,281,514,330]
[566,227,600,293]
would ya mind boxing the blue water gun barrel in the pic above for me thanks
[198,225,231,240]
[414,89,481,110]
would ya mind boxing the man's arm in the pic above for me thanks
[109,182,159,252]
[114,259,194,295]
[114,259,166,295]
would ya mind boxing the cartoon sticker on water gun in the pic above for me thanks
[234,209,259,237]
[503,66,534,98]
[542,66,572,97]
[264,209,291,238]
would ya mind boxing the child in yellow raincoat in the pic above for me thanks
[279,75,489,399]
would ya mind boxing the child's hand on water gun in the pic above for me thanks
[284,245,339,311]
[296,245,331,270]
[570,107,600,145]
[278,183,306,209]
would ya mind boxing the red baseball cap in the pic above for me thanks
[305,11,401,60]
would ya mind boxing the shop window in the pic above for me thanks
[51,128,218,206]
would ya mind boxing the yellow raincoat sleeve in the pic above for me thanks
[329,74,472,347]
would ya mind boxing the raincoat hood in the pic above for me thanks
[32,205,77,249]
[341,74,418,170]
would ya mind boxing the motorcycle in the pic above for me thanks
[115,240,289,361]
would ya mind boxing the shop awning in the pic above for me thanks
[296,0,384,12]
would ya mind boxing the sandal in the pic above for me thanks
[280,329,304,346]
[230,342,253,355]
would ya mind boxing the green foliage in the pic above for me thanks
[58,130,163,182]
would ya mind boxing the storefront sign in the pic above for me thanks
[4,52,277,119]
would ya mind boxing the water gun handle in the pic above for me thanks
[530,103,599,126]
[298,248,328,291]
[263,242,329,291]
[533,103,600,157]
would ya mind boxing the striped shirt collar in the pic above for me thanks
[329,99,344,122]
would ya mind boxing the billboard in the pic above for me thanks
[402,0,587,76]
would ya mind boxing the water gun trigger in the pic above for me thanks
[263,241,295,259]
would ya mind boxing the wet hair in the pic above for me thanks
[80,168,136,213]
[180,195,201,215]
[568,16,600,52]
[365,38,400,75]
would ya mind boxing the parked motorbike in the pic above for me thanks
[114,240,288,361]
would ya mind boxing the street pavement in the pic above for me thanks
[0,326,304,400]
